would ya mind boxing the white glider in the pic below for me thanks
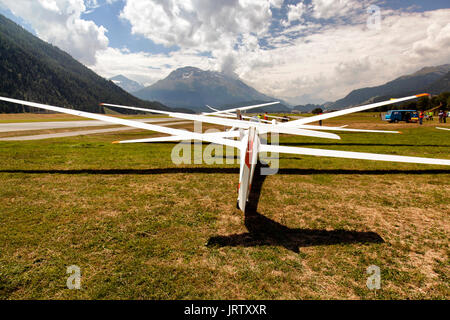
[0,97,239,149]
[100,102,342,140]
[1,94,449,213]
[204,105,273,123]
[201,101,280,115]
[104,102,400,134]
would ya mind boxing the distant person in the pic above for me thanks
[263,112,268,121]
[419,111,424,125]
[438,110,444,123]
[319,111,323,126]
[428,111,433,121]
[443,111,448,124]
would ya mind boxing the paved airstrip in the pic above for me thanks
[0,118,190,141]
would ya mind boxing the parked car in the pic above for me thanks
[384,110,419,123]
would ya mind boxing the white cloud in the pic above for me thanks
[282,2,306,26]
[116,0,289,88]
[0,0,108,65]
[236,9,450,103]
[119,0,274,62]
[98,5,450,103]
[269,0,284,8]
[410,21,450,58]
[311,0,362,19]
[38,0,59,12]
[85,0,99,9]
[93,47,215,86]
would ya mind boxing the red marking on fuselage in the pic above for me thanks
[245,135,254,169]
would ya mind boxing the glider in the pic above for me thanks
[101,102,401,135]
[200,103,397,133]
[0,93,449,212]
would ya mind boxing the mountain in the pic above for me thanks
[328,64,450,110]
[0,14,167,113]
[109,75,144,94]
[133,66,289,112]
[426,70,450,94]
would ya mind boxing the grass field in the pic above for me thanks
[0,113,449,299]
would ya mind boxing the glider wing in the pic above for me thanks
[259,144,450,166]
[0,96,240,149]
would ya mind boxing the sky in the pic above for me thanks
[0,0,449,105]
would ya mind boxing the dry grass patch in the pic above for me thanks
[0,114,448,299]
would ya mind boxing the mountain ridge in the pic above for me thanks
[133,66,290,112]
[426,70,450,94]
[109,75,144,94]
[328,64,450,110]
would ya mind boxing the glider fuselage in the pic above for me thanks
[237,127,259,212]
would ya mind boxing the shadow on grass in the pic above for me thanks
[207,162,384,253]
[1,168,448,175]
